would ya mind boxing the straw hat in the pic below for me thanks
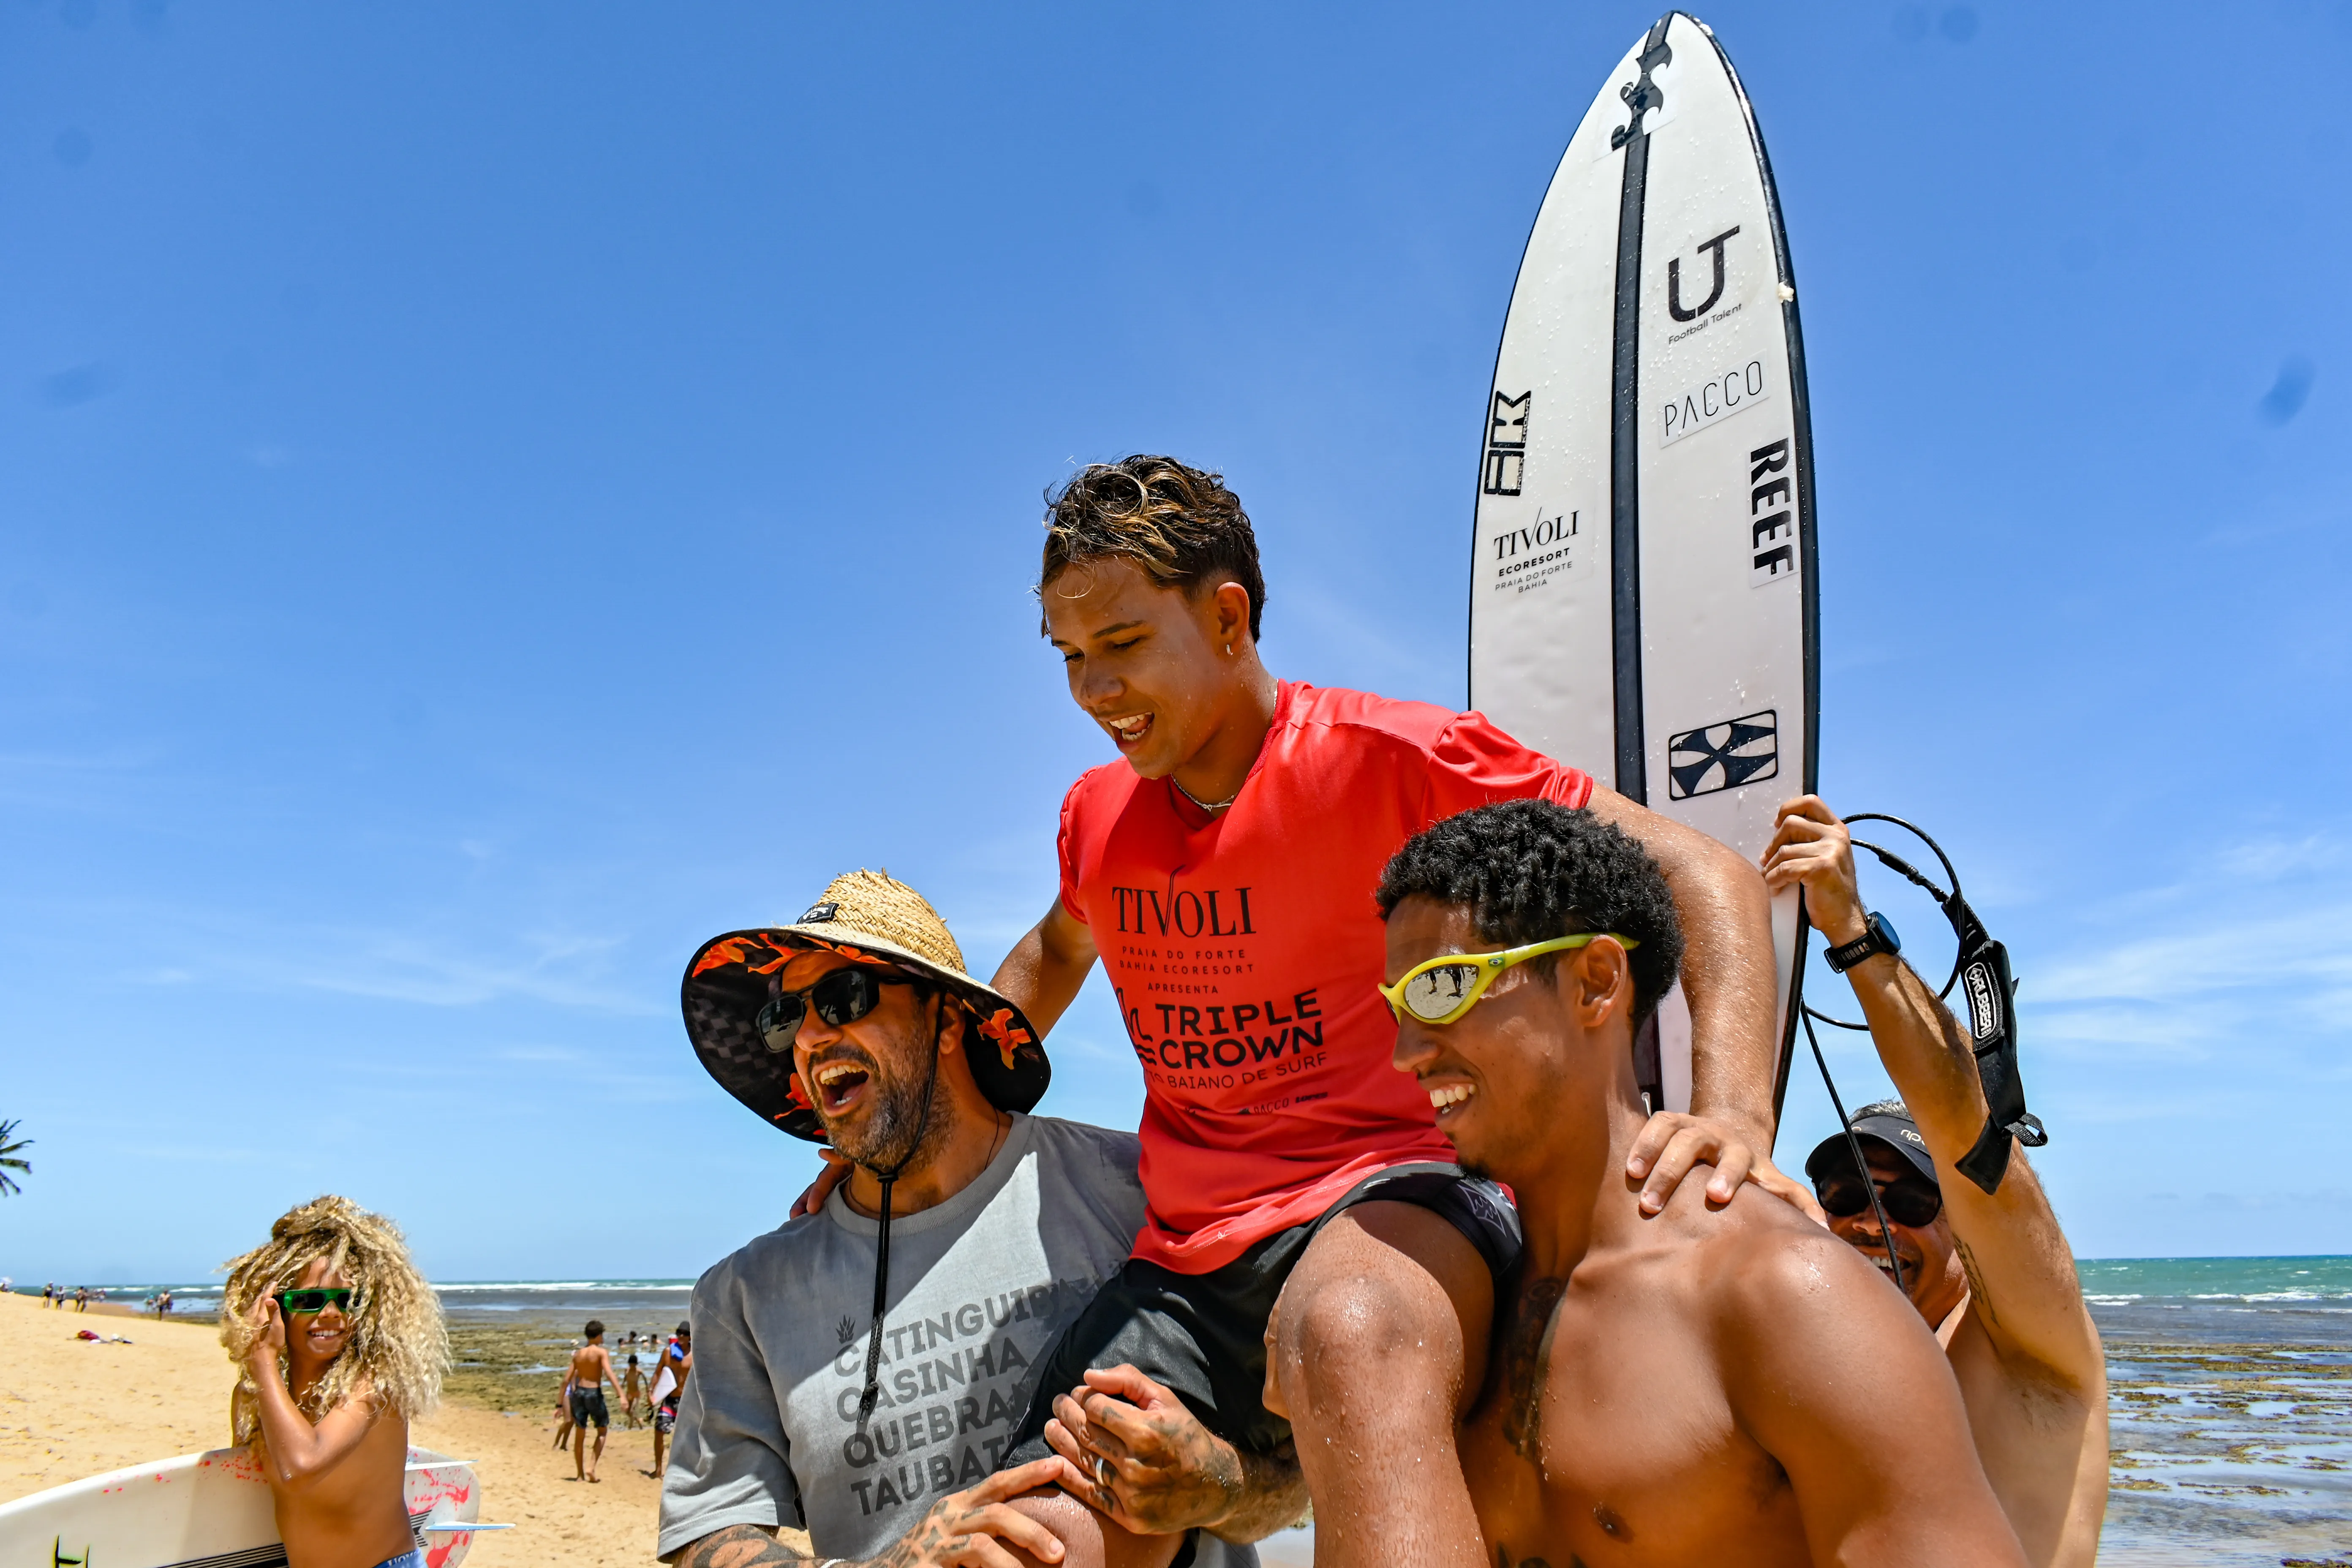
[680,869,1050,1143]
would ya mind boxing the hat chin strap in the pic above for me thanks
[855,994,948,1428]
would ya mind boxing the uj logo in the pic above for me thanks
[1666,710,1779,800]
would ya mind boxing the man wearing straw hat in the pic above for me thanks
[662,870,1277,1568]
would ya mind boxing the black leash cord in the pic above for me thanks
[1798,993,1906,1299]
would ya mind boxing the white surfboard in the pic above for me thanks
[0,1446,502,1568]
[1469,10,1817,1116]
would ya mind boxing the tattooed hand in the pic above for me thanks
[873,1456,1067,1568]
[1043,1364,1309,1541]
[675,1459,1067,1568]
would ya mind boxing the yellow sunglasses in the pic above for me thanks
[1377,933,1638,1026]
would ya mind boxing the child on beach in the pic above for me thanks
[621,1353,645,1429]
[220,1195,446,1568]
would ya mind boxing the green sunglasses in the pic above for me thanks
[1377,933,1639,1025]
[276,1288,355,1315]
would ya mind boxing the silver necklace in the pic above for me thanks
[1172,776,1238,813]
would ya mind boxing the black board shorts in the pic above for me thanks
[1004,1162,1520,1465]
[569,1387,610,1429]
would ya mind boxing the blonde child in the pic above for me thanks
[220,1196,446,1568]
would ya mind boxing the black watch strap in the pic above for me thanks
[1824,912,1899,974]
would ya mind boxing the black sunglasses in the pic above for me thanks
[1816,1174,1942,1229]
[757,968,919,1055]
[276,1288,355,1315]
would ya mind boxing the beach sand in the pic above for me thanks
[0,1289,800,1566]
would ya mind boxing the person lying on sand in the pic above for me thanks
[1767,795,2109,1568]
[980,455,1793,1568]
[664,869,1290,1567]
[220,1194,447,1568]
[1375,800,2028,1567]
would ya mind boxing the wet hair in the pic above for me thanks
[1376,799,1685,1028]
[627,1353,640,1366]
[1039,455,1266,641]
[219,1195,445,1446]
[585,1319,604,1339]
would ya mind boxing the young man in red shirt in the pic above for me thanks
[989,457,1792,1568]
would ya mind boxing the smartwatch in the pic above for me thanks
[1824,911,1900,974]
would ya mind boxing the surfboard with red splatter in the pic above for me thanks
[0,1444,503,1567]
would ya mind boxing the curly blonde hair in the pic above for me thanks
[219,1195,446,1447]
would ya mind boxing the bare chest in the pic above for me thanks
[1462,1283,1810,1568]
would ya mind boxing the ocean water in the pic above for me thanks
[2085,1257,2352,1567]
[19,1260,2352,1562]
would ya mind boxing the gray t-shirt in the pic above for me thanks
[658,1115,1255,1566]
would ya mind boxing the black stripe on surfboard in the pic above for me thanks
[148,1509,435,1568]
[1695,16,1823,1121]
[1607,13,1675,804]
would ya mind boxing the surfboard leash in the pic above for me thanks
[1797,814,2046,1212]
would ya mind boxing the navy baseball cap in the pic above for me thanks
[1804,1100,1940,1188]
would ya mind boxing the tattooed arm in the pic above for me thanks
[1044,1365,1308,1543]
[671,1459,1069,1568]
[1765,796,2105,1389]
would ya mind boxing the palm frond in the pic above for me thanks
[0,1119,31,1197]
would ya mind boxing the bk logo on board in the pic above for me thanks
[1666,710,1779,800]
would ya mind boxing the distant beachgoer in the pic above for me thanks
[219,1194,446,1568]
[1768,796,2110,1568]
[564,1320,625,1482]
[1380,801,2027,1566]
[41,1282,54,1308]
[74,1286,88,1312]
[160,1290,175,1320]
[648,1322,689,1479]
[552,1372,575,1451]
[621,1353,646,1429]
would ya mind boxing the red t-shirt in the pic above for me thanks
[1056,681,1594,1274]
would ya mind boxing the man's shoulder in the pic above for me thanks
[1021,1114,1144,1184]
[1282,681,1461,753]
[1645,1181,1885,1317]
[1062,758,1143,813]
[694,1209,842,1296]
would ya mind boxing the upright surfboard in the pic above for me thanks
[1469,11,1818,1116]
[0,1446,500,1568]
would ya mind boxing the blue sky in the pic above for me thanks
[3,0,2347,1283]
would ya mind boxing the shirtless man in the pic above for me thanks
[1767,796,2108,1567]
[567,1320,625,1482]
[1377,800,2027,1567]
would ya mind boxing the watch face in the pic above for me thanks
[1872,913,1900,955]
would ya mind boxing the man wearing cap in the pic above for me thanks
[1767,796,2108,1568]
[663,871,1277,1568]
